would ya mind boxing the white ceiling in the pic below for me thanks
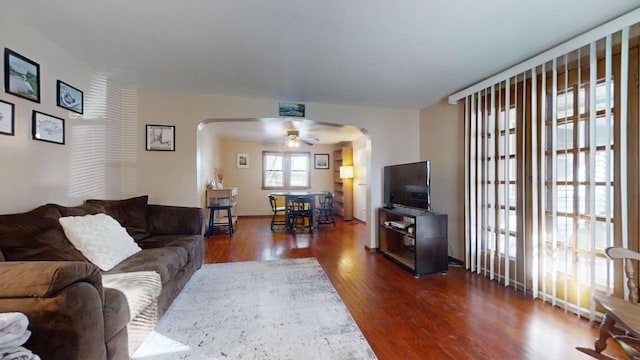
[4,1,640,144]
[5,1,640,109]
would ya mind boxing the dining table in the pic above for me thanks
[269,191,328,230]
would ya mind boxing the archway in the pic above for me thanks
[195,117,373,246]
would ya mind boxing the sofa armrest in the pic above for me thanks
[148,204,203,235]
[0,261,103,301]
[0,261,109,360]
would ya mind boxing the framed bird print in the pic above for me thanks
[56,80,83,114]
[4,48,40,103]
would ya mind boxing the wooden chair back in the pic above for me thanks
[605,247,640,304]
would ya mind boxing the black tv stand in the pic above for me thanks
[378,207,448,277]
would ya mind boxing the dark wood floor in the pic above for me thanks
[205,216,622,360]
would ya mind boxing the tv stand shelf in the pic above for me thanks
[378,207,448,277]
[380,223,415,239]
[383,246,414,269]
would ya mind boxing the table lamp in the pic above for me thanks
[339,166,354,179]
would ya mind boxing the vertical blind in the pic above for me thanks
[453,11,640,319]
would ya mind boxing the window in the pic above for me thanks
[545,79,615,288]
[463,33,640,319]
[262,151,310,189]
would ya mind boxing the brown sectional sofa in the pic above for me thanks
[0,195,204,360]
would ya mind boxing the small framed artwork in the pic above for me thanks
[4,48,40,103]
[278,102,305,117]
[57,80,83,114]
[146,124,175,151]
[237,153,249,168]
[0,99,15,136]
[314,153,330,169]
[32,111,65,145]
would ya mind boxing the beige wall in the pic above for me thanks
[2,18,423,249]
[0,16,133,214]
[352,136,368,222]
[217,140,335,216]
[137,89,420,247]
[419,98,465,261]
[197,124,222,205]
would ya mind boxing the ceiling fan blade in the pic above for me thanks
[300,138,315,146]
[262,137,284,144]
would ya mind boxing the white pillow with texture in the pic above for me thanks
[59,213,142,271]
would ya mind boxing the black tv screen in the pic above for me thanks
[384,161,431,211]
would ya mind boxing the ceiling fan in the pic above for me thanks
[284,129,319,147]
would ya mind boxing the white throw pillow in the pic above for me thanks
[59,213,142,271]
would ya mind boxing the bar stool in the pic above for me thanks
[206,205,234,236]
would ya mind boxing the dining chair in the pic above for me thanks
[268,195,287,231]
[316,192,336,228]
[287,196,314,232]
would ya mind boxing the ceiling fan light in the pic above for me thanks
[284,128,306,147]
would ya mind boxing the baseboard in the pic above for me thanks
[364,244,378,252]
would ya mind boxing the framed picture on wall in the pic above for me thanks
[146,124,175,151]
[0,99,15,136]
[314,153,329,169]
[236,153,249,168]
[57,80,83,114]
[32,111,65,145]
[4,48,40,103]
[278,102,305,117]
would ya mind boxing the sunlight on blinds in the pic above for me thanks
[68,74,138,199]
[119,89,138,196]
[68,123,107,198]
[458,15,640,319]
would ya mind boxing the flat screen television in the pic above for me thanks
[383,161,432,212]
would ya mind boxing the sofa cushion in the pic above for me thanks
[59,214,142,271]
[0,204,87,261]
[136,235,202,264]
[147,205,203,236]
[53,203,106,217]
[104,247,188,285]
[85,195,150,240]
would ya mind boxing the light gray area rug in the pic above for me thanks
[132,258,377,360]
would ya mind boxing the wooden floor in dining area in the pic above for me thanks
[205,216,622,360]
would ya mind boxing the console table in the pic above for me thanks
[206,188,238,236]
